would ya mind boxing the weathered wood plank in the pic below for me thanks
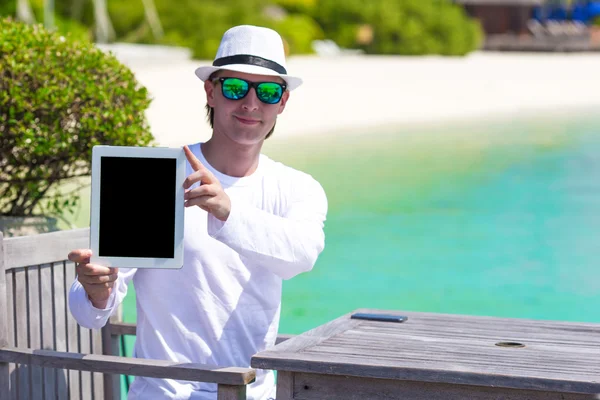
[6,268,17,400]
[300,346,599,381]
[353,308,600,338]
[318,332,600,375]
[291,372,598,400]
[109,321,137,336]
[108,321,295,346]
[331,327,600,347]
[0,232,11,400]
[53,263,69,400]
[252,349,600,394]
[347,318,600,339]
[307,341,600,372]
[64,261,81,400]
[40,264,56,400]
[217,384,246,400]
[252,309,600,394]
[79,326,93,400]
[101,324,119,400]
[275,334,294,345]
[14,267,30,400]
[355,322,600,345]
[261,311,361,354]
[4,228,89,271]
[91,328,105,399]
[0,347,256,385]
[27,266,44,398]
[302,350,598,380]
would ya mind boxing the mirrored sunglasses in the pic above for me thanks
[215,77,286,105]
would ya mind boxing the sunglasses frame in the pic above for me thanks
[214,77,287,105]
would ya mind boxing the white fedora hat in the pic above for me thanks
[194,25,303,91]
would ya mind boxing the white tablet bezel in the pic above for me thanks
[90,145,186,269]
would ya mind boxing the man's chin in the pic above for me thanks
[228,131,268,146]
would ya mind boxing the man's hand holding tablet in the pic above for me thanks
[68,249,118,309]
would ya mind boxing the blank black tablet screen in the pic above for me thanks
[99,156,176,258]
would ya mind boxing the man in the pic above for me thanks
[68,25,327,399]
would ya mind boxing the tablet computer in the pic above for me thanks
[90,145,186,269]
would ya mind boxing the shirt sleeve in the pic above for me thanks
[207,175,328,280]
[68,267,137,329]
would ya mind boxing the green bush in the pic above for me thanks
[312,0,483,56]
[272,0,317,14]
[88,0,323,57]
[159,0,269,59]
[1,0,482,57]
[52,14,92,42]
[0,0,92,42]
[107,0,147,40]
[265,14,324,54]
[0,18,154,217]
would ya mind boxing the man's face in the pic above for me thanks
[205,70,290,146]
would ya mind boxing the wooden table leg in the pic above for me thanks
[276,371,294,400]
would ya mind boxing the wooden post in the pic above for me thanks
[217,384,246,400]
[275,371,294,400]
[102,322,118,400]
[512,5,531,35]
[0,232,10,400]
[103,314,126,400]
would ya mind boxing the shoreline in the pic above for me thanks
[102,46,600,147]
[267,105,600,143]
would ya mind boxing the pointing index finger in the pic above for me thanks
[184,145,204,171]
[183,145,215,184]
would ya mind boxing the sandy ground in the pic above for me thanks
[99,44,600,147]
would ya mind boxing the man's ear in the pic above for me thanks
[278,91,290,115]
[205,80,216,107]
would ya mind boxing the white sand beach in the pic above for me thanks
[100,45,600,147]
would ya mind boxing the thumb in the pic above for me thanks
[68,249,92,263]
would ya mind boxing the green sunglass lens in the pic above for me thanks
[257,83,283,104]
[222,78,249,100]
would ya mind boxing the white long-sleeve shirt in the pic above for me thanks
[68,142,328,399]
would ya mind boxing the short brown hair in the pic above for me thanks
[205,71,277,139]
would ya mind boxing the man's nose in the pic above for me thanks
[241,88,260,111]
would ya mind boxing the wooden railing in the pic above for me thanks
[108,320,293,344]
[104,320,292,398]
[0,228,291,400]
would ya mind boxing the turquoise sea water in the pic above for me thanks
[265,113,600,334]
[116,112,600,375]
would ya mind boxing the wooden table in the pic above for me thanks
[251,309,600,400]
